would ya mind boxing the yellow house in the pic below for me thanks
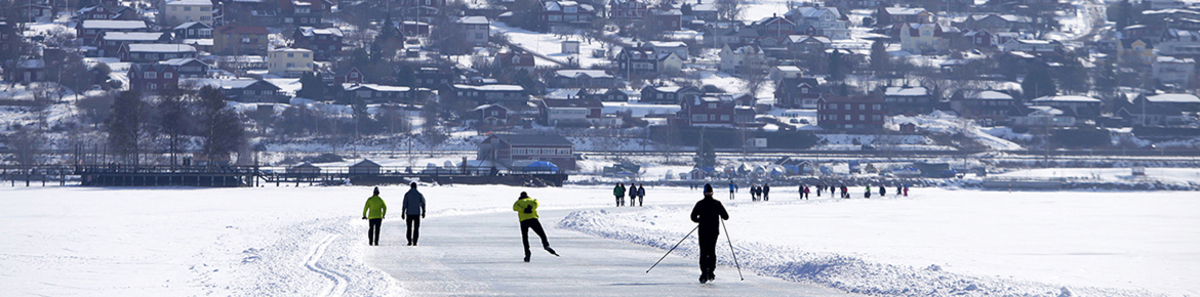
[1117,39,1155,64]
[164,0,213,25]
[267,48,314,78]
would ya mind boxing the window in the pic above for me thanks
[844,115,850,120]
[164,72,173,79]
[149,83,157,90]
[201,7,209,11]
[144,72,156,79]
[872,104,881,110]
[287,53,294,58]
[171,6,177,11]
[303,53,310,58]
[801,87,808,93]
[720,115,730,121]
[692,114,707,122]
[859,115,865,121]
[189,29,195,35]
[708,103,716,108]
[184,6,191,11]
[830,104,837,110]
[244,90,255,95]
[844,104,850,109]
[872,115,882,121]
[859,104,865,110]
[286,63,295,67]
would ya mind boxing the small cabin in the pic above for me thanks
[289,162,321,174]
[562,40,580,54]
[350,159,382,175]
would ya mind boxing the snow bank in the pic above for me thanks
[558,189,1195,296]
[893,112,1025,150]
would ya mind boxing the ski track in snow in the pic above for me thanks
[303,234,348,297]
[557,208,1166,297]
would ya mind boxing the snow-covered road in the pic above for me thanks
[367,208,851,296]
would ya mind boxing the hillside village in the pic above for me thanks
[0,0,1198,173]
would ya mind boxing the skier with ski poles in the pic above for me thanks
[402,182,426,246]
[691,184,729,283]
[362,187,387,246]
[513,191,558,262]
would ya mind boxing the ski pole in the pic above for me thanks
[721,219,744,281]
[646,225,699,274]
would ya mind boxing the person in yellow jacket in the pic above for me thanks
[362,187,387,246]
[513,191,558,262]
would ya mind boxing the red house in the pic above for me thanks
[494,51,535,72]
[680,96,738,127]
[127,63,179,93]
[817,94,885,130]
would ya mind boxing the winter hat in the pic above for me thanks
[703,183,713,194]
[519,191,529,199]
[410,182,418,189]
[373,187,380,196]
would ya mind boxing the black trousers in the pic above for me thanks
[698,231,719,273]
[368,218,382,246]
[520,219,550,254]
[406,216,421,244]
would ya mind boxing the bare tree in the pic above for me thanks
[714,0,743,21]
[10,125,47,166]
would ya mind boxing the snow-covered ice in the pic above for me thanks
[1,185,1195,296]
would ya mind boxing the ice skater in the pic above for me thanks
[637,184,646,206]
[362,187,387,246]
[513,191,557,262]
[728,181,737,200]
[762,184,770,201]
[865,185,872,199]
[802,185,810,199]
[690,184,729,283]
[613,183,626,207]
[880,185,886,197]
[402,182,426,246]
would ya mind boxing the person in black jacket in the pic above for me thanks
[690,183,729,283]
[762,184,770,201]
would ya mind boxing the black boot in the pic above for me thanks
[545,246,558,256]
[524,251,531,262]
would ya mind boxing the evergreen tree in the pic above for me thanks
[1021,67,1058,100]
[829,50,847,81]
[870,40,888,74]
[298,72,325,99]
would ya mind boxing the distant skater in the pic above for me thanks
[816,184,822,197]
[362,187,387,246]
[691,184,729,284]
[802,186,810,199]
[865,185,872,199]
[402,182,426,246]
[897,185,902,197]
[880,186,886,197]
[613,183,626,207]
[762,184,770,201]
[513,191,557,262]
[637,184,646,206]
[904,185,909,197]
[728,181,737,200]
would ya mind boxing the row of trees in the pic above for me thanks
[103,87,246,166]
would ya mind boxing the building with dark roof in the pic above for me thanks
[477,133,576,171]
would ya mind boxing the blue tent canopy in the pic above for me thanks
[524,161,559,173]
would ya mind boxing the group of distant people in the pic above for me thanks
[362,183,558,262]
[612,183,646,207]
[709,181,912,200]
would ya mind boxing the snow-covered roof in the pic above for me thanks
[159,57,206,66]
[1146,93,1200,103]
[647,41,686,48]
[964,90,1013,100]
[166,0,212,6]
[555,69,613,78]
[82,20,147,30]
[788,6,840,19]
[181,38,213,46]
[127,43,197,53]
[102,31,164,41]
[774,65,802,72]
[884,7,926,15]
[1157,56,1195,63]
[1032,95,1101,103]
[299,26,343,37]
[455,84,525,91]
[174,21,210,30]
[458,16,489,24]
[885,86,929,97]
[270,47,313,53]
[17,59,45,69]
[343,83,412,92]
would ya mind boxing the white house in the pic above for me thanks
[719,44,766,75]
[457,16,490,46]
[647,41,689,60]
[267,48,314,78]
[786,6,850,40]
[164,0,213,25]
[1003,39,1062,53]
[1152,55,1195,86]
[899,23,948,54]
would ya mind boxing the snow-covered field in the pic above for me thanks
[1,185,1196,296]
